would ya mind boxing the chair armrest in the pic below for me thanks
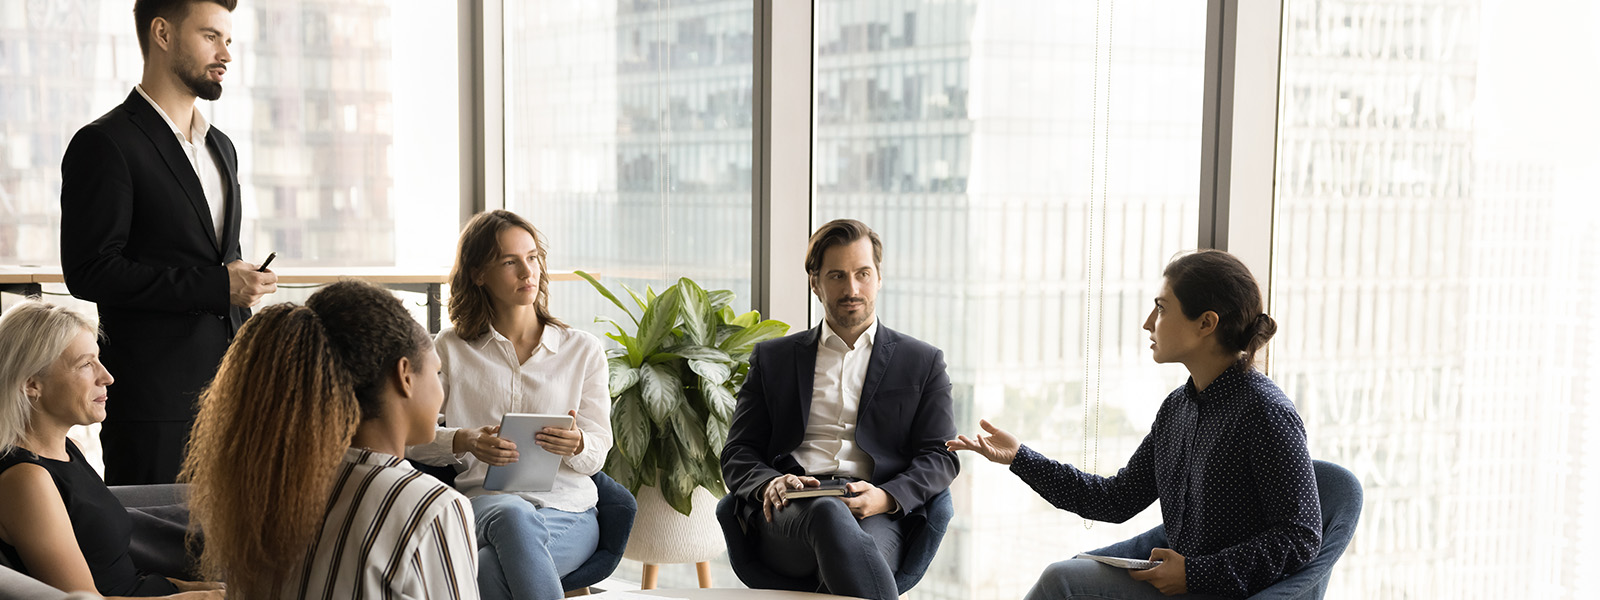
[108,483,188,509]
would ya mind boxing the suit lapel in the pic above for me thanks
[794,325,822,430]
[858,324,898,417]
[208,131,241,262]
[122,91,221,253]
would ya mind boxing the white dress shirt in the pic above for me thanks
[134,85,226,249]
[794,319,879,480]
[283,448,478,600]
[408,324,613,512]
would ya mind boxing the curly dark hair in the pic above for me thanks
[180,280,430,595]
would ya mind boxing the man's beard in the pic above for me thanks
[173,45,223,101]
[828,297,874,330]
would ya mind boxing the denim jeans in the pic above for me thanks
[471,495,599,600]
[1024,558,1227,600]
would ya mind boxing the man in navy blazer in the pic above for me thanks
[59,0,275,485]
[722,219,958,600]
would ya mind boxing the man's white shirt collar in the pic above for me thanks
[821,318,878,352]
[135,84,211,144]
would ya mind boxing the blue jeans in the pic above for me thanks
[1024,558,1227,600]
[471,495,599,600]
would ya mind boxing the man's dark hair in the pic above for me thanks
[804,219,883,277]
[134,0,237,58]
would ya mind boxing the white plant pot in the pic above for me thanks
[623,483,724,565]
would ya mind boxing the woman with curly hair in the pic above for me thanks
[0,300,222,598]
[181,280,478,598]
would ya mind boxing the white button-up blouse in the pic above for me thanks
[407,324,613,512]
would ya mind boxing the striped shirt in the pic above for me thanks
[283,448,479,600]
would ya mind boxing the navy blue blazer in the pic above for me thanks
[721,322,959,522]
[59,90,247,423]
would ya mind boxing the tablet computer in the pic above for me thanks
[482,413,574,492]
[1073,553,1162,570]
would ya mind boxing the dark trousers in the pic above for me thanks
[101,420,193,486]
[754,496,908,600]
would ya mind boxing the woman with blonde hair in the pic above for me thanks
[0,301,221,598]
[949,250,1322,599]
[408,210,612,600]
[181,280,478,598]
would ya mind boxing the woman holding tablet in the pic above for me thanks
[181,280,477,598]
[408,210,612,600]
[0,301,222,598]
[948,250,1322,599]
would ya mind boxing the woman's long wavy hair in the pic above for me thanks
[180,280,430,596]
[448,209,565,340]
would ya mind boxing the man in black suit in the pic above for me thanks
[722,219,959,600]
[59,0,276,485]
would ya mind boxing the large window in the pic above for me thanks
[812,1,1207,597]
[0,0,459,269]
[505,0,755,339]
[1272,0,1600,598]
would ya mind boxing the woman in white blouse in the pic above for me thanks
[409,210,613,600]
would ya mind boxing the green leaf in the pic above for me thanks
[607,357,640,396]
[706,412,729,457]
[603,448,635,490]
[688,359,731,386]
[646,285,658,306]
[708,289,736,311]
[719,319,791,357]
[671,404,708,461]
[664,344,731,363]
[703,379,736,422]
[575,270,637,326]
[619,282,649,313]
[638,362,683,424]
[718,305,737,325]
[637,285,683,354]
[604,332,644,367]
[593,315,629,338]
[612,390,650,469]
[701,452,728,496]
[655,443,694,516]
[637,451,658,491]
[730,310,760,329]
[677,278,712,346]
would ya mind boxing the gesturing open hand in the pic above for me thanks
[945,419,1021,465]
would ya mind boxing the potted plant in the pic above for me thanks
[576,272,789,571]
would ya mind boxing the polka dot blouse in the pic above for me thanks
[1010,364,1322,598]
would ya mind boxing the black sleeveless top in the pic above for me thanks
[0,443,179,596]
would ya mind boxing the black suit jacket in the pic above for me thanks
[721,322,959,523]
[59,90,248,423]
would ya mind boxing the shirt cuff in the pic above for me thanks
[406,426,466,465]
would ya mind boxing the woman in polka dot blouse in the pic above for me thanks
[948,250,1322,599]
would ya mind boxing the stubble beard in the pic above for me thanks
[173,42,224,101]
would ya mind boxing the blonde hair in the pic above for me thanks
[0,301,96,452]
